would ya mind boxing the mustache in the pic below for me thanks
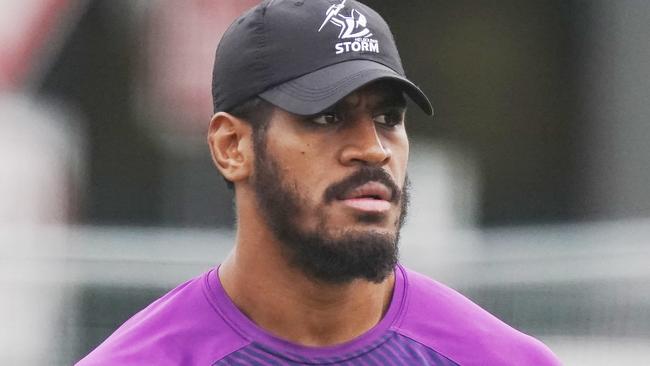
[324,167,401,204]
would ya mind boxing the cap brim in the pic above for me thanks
[259,60,433,116]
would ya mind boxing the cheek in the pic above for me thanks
[273,145,328,197]
[279,140,332,175]
[388,133,410,181]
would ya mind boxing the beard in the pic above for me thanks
[251,140,410,285]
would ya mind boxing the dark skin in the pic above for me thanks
[207,81,409,346]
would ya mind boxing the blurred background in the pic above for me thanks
[1,0,649,364]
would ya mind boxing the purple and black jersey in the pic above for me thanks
[77,265,561,365]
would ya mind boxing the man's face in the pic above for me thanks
[251,81,410,284]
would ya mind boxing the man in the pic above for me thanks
[77,0,561,364]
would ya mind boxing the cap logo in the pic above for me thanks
[318,0,380,55]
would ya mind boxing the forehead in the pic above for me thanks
[332,80,407,111]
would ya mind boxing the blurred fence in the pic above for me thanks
[1,219,649,365]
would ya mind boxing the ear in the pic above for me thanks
[207,112,254,185]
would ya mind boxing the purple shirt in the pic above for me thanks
[76,265,561,365]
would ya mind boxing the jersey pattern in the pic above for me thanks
[213,332,458,366]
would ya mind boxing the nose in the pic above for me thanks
[339,118,392,167]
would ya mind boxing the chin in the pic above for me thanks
[322,212,400,238]
[328,226,398,242]
[356,211,390,224]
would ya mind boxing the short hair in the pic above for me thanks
[220,97,275,189]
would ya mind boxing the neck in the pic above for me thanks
[219,195,395,346]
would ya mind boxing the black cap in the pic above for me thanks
[212,0,433,116]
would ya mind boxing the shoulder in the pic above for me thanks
[393,266,561,366]
[75,269,248,366]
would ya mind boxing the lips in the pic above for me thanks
[336,181,394,213]
[322,168,401,216]
[339,181,393,202]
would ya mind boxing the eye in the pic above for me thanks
[310,112,342,126]
[374,111,404,127]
